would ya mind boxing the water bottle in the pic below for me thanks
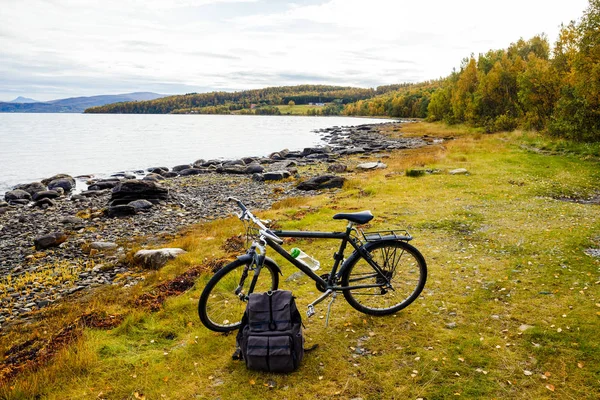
[290,247,320,271]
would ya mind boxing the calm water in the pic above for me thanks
[0,114,393,194]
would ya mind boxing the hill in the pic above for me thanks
[0,92,166,113]
[83,85,395,114]
[9,96,38,103]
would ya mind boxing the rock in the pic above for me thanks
[34,198,56,208]
[172,164,192,172]
[223,159,245,167]
[0,201,8,208]
[61,216,86,229]
[143,173,165,181]
[327,164,347,173]
[14,182,47,196]
[32,190,61,201]
[306,153,331,160]
[178,168,207,176]
[445,322,457,329]
[297,175,346,191]
[243,163,264,174]
[406,168,427,177]
[356,161,387,170]
[162,172,179,178]
[262,170,291,181]
[4,189,31,202]
[110,180,169,206]
[199,159,220,167]
[107,205,136,217]
[449,168,469,175]
[518,324,534,332]
[89,241,118,251]
[128,199,154,211]
[192,159,206,168]
[301,146,330,157]
[134,248,187,269]
[285,271,306,281]
[41,174,74,186]
[147,167,169,175]
[48,177,75,192]
[87,180,120,191]
[252,173,265,182]
[218,166,246,174]
[36,300,51,308]
[339,147,365,155]
[34,231,67,250]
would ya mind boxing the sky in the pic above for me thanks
[0,0,591,101]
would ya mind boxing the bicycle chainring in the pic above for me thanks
[316,274,330,292]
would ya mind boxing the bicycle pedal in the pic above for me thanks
[306,305,315,318]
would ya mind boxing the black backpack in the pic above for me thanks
[235,290,304,373]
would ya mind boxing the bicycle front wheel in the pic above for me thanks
[198,257,280,332]
[341,240,427,315]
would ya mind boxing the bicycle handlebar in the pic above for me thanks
[227,197,283,244]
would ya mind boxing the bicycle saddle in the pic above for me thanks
[332,210,374,224]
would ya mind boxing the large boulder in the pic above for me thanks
[327,164,347,173]
[34,198,56,208]
[356,161,387,170]
[48,177,75,193]
[14,182,47,196]
[41,174,74,186]
[33,190,61,201]
[5,189,32,202]
[178,168,207,176]
[128,199,154,211]
[110,180,169,206]
[243,163,264,174]
[34,231,67,250]
[297,175,346,191]
[134,248,187,269]
[172,164,192,172]
[263,170,292,181]
[142,173,165,181]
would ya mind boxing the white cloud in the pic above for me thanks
[0,0,590,100]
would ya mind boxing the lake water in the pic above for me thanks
[0,114,393,194]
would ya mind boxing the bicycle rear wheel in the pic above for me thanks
[341,240,427,315]
[198,257,280,332]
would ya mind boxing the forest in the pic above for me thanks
[344,0,600,141]
[85,85,384,115]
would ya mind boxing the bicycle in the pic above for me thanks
[198,197,427,332]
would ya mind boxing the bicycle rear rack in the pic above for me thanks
[360,229,412,242]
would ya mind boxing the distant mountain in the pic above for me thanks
[10,96,39,103]
[0,92,167,113]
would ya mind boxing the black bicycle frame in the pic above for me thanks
[261,226,392,291]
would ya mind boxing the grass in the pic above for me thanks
[276,104,324,115]
[1,124,599,399]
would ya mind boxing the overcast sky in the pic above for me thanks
[0,0,590,101]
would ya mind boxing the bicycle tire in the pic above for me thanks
[341,240,427,315]
[198,257,280,332]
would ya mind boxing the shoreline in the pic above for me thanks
[0,115,400,197]
[0,120,428,327]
